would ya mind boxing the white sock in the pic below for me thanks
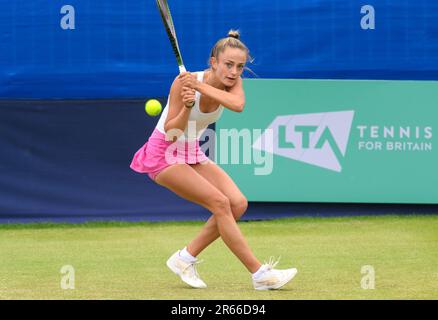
[252,265,266,280]
[179,246,197,263]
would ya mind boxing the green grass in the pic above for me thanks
[0,215,437,300]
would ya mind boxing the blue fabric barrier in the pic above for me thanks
[1,0,438,99]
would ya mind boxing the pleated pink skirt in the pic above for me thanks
[130,128,209,180]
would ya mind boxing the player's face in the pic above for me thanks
[211,47,247,87]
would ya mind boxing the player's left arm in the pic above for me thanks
[180,74,245,112]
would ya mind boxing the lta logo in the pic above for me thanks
[253,111,355,172]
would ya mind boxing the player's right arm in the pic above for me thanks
[163,74,195,139]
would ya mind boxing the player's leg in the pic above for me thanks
[186,160,248,257]
[155,164,261,273]
[186,161,298,291]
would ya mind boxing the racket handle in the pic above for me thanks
[179,65,187,74]
[179,64,193,107]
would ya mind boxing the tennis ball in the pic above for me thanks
[145,99,162,116]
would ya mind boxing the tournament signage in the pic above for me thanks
[214,79,438,204]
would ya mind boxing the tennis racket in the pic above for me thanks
[155,0,187,74]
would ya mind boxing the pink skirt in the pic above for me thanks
[130,128,209,180]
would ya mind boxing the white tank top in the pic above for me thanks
[155,71,224,141]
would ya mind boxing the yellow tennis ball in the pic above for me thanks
[145,99,162,116]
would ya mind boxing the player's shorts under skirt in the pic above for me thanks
[130,128,209,181]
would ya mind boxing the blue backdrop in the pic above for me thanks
[1,0,438,99]
[1,1,438,222]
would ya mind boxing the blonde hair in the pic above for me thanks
[209,29,254,65]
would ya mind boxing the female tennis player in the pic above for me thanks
[130,30,297,290]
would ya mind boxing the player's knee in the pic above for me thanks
[209,194,231,215]
[232,196,248,220]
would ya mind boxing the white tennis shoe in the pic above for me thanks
[252,257,298,290]
[166,250,207,289]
